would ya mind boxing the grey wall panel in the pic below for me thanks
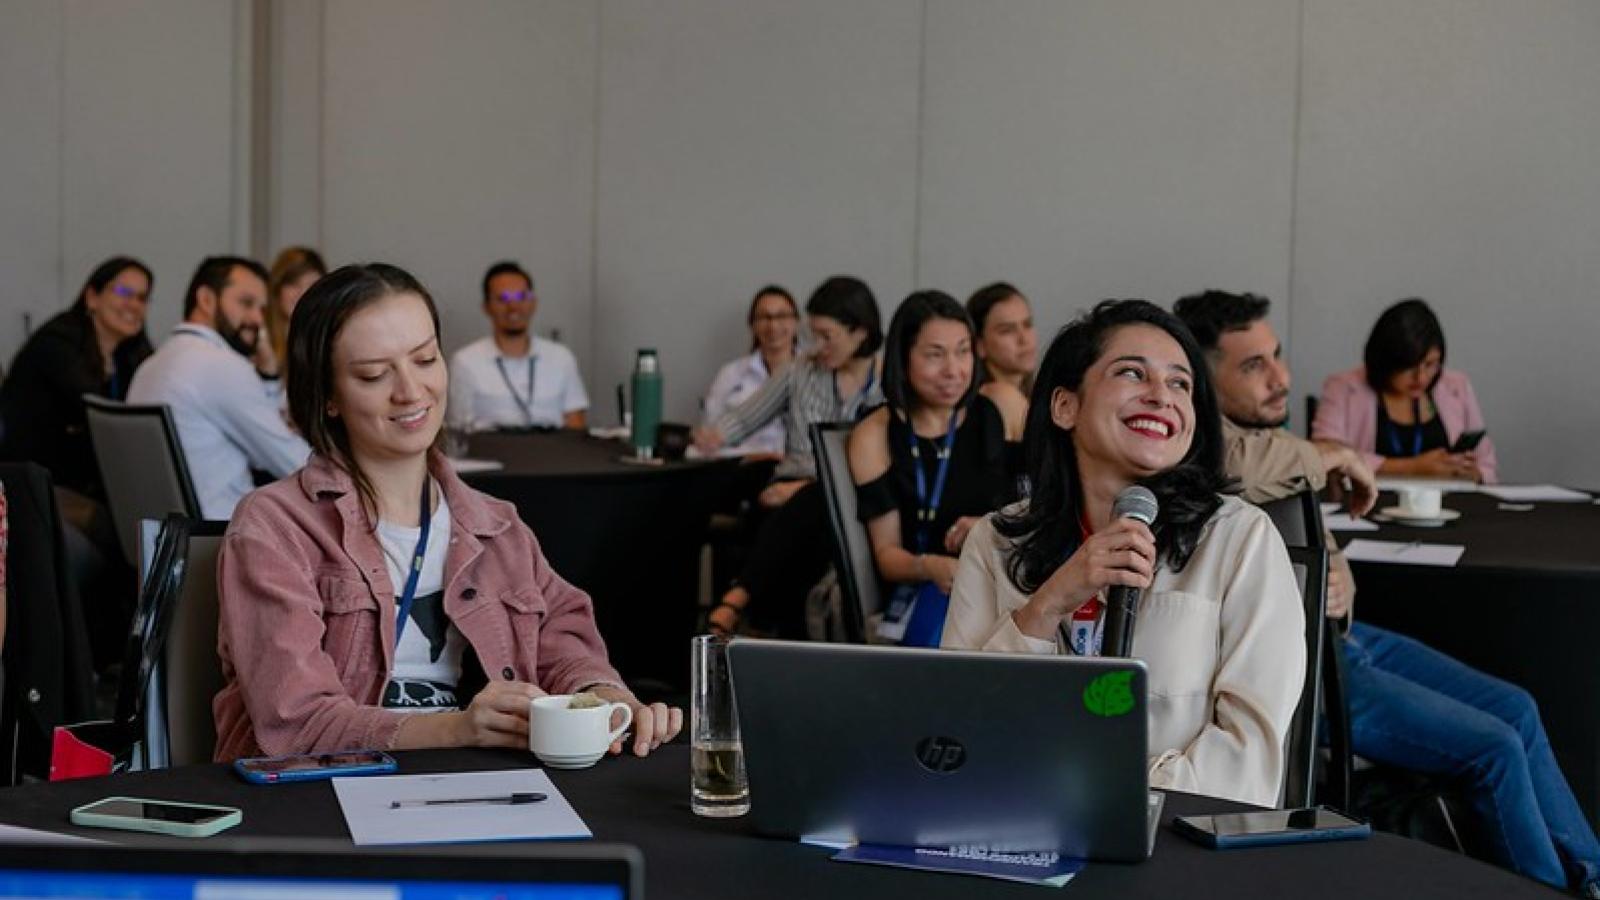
[0,0,62,367]
[268,0,324,256]
[60,0,238,339]
[594,0,923,423]
[1292,0,1600,484]
[918,0,1300,349]
[320,0,598,373]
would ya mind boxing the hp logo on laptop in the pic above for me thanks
[915,736,967,773]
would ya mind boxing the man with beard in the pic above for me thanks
[1175,290,1600,896]
[129,256,309,518]
[447,261,588,432]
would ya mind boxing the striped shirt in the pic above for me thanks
[713,355,882,480]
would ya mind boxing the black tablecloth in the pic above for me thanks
[456,432,745,691]
[0,745,1560,899]
[1345,489,1600,827]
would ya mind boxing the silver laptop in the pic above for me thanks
[728,639,1163,862]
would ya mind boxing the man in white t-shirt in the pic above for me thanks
[128,256,310,519]
[447,261,588,431]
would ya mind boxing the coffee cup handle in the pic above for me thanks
[607,702,634,746]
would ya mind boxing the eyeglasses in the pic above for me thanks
[109,284,150,303]
[493,290,536,305]
[752,312,797,324]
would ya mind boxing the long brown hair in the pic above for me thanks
[267,246,328,369]
[286,262,440,519]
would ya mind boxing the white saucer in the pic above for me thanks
[535,751,604,770]
[1377,506,1461,527]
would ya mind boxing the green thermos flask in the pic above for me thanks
[630,348,663,459]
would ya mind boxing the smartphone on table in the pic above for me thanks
[1172,806,1370,849]
[70,797,242,838]
[1450,429,1487,453]
[233,749,398,784]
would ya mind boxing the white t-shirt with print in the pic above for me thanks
[376,491,467,711]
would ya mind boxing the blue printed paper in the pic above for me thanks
[833,844,1085,887]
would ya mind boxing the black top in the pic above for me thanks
[854,395,1016,556]
[1375,395,1449,458]
[0,307,153,498]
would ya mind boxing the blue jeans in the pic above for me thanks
[1343,621,1600,891]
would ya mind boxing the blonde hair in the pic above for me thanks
[266,246,328,367]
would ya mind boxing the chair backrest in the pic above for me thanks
[0,463,96,783]
[137,517,227,769]
[1260,489,1327,551]
[82,395,201,566]
[811,422,881,643]
[1305,395,1319,439]
[1281,545,1328,809]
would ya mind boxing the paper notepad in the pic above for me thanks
[1342,539,1464,567]
[1478,485,1592,503]
[333,769,591,846]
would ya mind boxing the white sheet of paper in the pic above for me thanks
[1323,511,1379,532]
[1342,538,1464,567]
[333,769,591,846]
[1375,477,1478,495]
[1478,485,1592,503]
[0,823,104,845]
[446,457,505,474]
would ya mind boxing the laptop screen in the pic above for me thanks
[0,870,623,900]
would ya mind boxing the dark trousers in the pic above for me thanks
[736,482,830,639]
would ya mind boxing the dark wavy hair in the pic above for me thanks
[1172,289,1270,354]
[880,290,978,418]
[995,300,1229,594]
[68,256,156,391]
[805,276,883,358]
[287,263,442,519]
[1364,298,1446,394]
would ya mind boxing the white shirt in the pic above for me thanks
[447,335,589,431]
[377,491,466,711]
[942,496,1305,808]
[702,352,787,456]
[127,324,310,520]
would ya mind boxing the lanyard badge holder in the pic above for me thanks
[394,478,433,648]
[877,411,958,647]
[494,356,540,427]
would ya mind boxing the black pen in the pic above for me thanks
[390,792,547,809]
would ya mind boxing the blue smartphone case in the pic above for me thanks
[233,751,398,784]
[1171,813,1371,849]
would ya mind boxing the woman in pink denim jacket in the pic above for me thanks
[1313,298,1497,484]
[213,263,681,761]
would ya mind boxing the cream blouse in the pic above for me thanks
[942,495,1305,808]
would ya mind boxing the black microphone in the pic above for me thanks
[1100,485,1159,658]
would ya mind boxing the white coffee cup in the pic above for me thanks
[528,695,633,769]
[1398,487,1443,519]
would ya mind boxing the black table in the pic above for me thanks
[1344,489,1600,827]
[0,745,1559,899]
[456,432,746,691]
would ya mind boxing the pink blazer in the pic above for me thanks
[1312,367,1497,484]
[212,450,623,760]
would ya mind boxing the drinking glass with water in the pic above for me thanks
[691,635,749,817]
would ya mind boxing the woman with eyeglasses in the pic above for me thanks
[1313,298,1496,483]
[1,257,156,504]
[699,285,800,458]
[692,275,884,637]
[214,263,679,759]
[942,300,1304,807]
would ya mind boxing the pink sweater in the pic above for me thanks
[212,451,622,760]
[1312,367,1498,484]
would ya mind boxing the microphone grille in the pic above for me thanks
[1113,485,1159,525]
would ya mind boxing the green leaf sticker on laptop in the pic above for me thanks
[1083,670,1136,717]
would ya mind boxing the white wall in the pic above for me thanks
[0,0,243,365]
[7,0,1600,484]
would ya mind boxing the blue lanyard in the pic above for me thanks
[835,364,877,413]
[394,478,433,647]
[1387,397,1424,457]
[494,355,539,425]
[910,410,960,553]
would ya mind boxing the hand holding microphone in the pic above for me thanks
[1101,486,1159,658]
[1015,486,1159,645]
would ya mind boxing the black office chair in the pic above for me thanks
[811,422,881,644]
[1305,395,1319,439]
[137,517,227,769]
[1281,545,1329,809]
[82,396,201,566]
